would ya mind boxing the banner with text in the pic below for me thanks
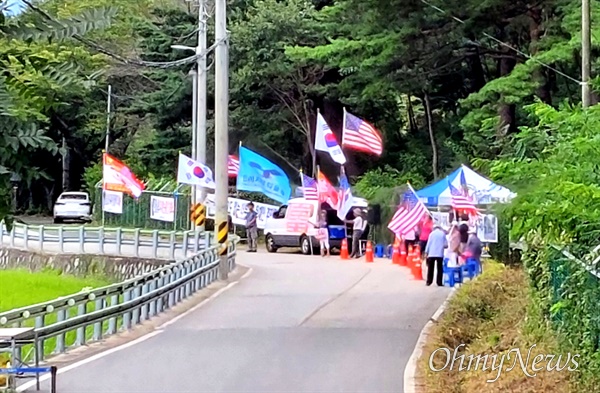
[205,195,279,229]
[150,195,175,222]
[285,203,314,233]
[102,190,123,214]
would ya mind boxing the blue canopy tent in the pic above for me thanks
[416,165,515,207]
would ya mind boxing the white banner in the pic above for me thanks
[477,214,498,243]
[102,190,123,214]
[205,195,279,229]
[150,195,175,222]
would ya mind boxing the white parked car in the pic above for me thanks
[263,197,369,255]
[53,192,92,224]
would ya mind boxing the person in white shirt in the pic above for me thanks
[346,208,367,258]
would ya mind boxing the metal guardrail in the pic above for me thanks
[0,222,214,259]
[0,236,239,365]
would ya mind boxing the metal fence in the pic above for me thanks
[545,245,600,350]
[0,222,214,260]
[0,236,239,368]
[95,185,192,231]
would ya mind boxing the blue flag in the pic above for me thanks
[237,146,292,203]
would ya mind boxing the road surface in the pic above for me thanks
[35,250,449,392]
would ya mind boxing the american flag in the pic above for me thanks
[300,173,318,200]
[228,155,239,177]
[342,111,383,156]
[449,182,477,214]
[388,190,428,236]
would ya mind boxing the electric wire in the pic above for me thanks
[420,0,583,85]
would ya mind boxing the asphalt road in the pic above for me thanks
[32,250,449,393]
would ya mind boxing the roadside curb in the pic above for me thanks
[403,288,457,393]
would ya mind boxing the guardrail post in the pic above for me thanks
[157,274,165,313]
[131,285,141,325]
[54,309,66,353]
[93,298,104,341]
[183,232,190,256]
[24,224,29,249]
[115,228,122,255]
[167,270,175,308]
[152,230,159,259]
[194,231,200,253]
[9,223,15,247]
[107,295,118,335]
[79,226,84,253]
[34,315,45,362]
[122,290,132,330]
[169,232,176,260]
[39,225,44,252]
[134,228,140,258]
[149,279,157,317]
[98,227,105,255]
[58,226,64,253]
[75,303,86,346]
[204,231,211,250]
[140,283,149,320]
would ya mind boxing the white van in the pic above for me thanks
[263,197,369,254]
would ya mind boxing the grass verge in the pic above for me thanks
[417,261,577,392]
[0,269,109,312]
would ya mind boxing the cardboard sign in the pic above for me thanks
[285,203,314,233]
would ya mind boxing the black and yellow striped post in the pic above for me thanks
[190,203,206,229]
[217,219,228,257]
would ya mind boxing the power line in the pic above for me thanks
[22,0,223,69]
[420,0,582,85]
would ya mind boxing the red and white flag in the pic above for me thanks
[342,109,383,156]
[228,155,239,177]
[388,189,428,236]
[317,169,338,208]
[103,153,145,198]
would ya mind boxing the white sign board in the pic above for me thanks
[102,190,123,214]
[150,195,175,222]
[477,214,498,243]
[205,195,279,229]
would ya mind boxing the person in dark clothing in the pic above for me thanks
[458,214,469,253]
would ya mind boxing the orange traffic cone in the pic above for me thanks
[407,245,414,269]
[399,242,407,266]
[412,246,423,280]
[340,238,349,260]
[365,241,374,263]
[392,238,400,264]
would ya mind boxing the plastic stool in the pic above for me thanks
[443,263,463,287]
[375,244,384,258]
[460,264,472,282]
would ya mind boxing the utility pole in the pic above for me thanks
[190,68,198,223]
[214,0,229,280]
[105,85,112,152]
[582,0,591,108]
[196,0,208,231]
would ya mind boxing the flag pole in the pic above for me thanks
[101,150,106,227]
[342,107,347,147]
[313,109,320,178]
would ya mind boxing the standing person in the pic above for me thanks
[447,223,461,267]
[245,202,258,253]
[346,208,367,259]
[404,228,416,252]
[309,210,330,257]
[465,229,483,263]
[419,215,434,257]
[424,224,448,286]
[458,213,470,252]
